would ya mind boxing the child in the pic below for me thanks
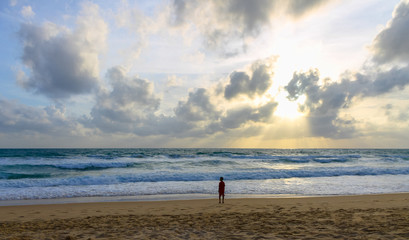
[218,177,225,203]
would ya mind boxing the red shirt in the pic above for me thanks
[219,181,225,195]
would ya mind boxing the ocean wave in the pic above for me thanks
[2,148,409,201]
[254,155,360,164]
[2,166,409,188]
[0,172,52,180]
[189,159,238,166]
[0,162,148,173]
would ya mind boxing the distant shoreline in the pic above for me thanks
[1,192,408,207]
[0,193,313,206]
[1,147,409,149]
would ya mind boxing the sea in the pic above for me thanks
[1,148,409,204]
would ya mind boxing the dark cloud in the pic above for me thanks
[171,61,278,136]
[17,23,98,99]
[105,67,160,109]
[225,72,251,99]
[285,66,409,138]
[171,0,190,25]
[371,0,409,64]
[87,67,161,133]
[363,67,409,96]
[17,4,107,100]
[220,101,277,129]
[224,58,275,99]
[285,69,356,138]
[221,0,275,35]
[173,90,277,136]
[286,68,321,102]
[286,0,327,18]
[175,88,219,122]
[171,0,331,56]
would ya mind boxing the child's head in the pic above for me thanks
[220,177,223,181]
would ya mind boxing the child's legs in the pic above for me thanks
[219,194,224,203]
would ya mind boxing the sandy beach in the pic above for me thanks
[1,194,409,239]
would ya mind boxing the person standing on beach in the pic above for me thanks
[219,177,225,203]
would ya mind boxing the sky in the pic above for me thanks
[0,0,409,148]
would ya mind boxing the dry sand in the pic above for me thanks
[1,193,409,239]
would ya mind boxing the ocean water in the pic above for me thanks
[1,148,409,202]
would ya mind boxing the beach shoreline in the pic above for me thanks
[1,193,409,239]
[0,193,309,207]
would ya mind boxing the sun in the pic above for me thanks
[274,93,305,119]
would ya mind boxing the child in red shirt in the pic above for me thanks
[219,177,225,203]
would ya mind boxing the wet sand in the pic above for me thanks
[1,193,409,239]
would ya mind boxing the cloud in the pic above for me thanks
[224,57,276,99]
[362,67,409,96]
[286,0,327,18]
[17,2,107,100]
[113,0,167,64]
[166,75,182,88]
[83,56,279,138]
[371,0,409,64]
[219,101,277,130]
[285,65,409,138]
[86,66,161,133]
[283,0,409,139]
[172,58,279,134]
[0,98,74,134]
[285,69,354,138]
[383,103,409,122]
[173,91,277,137]
[170,0,331,56]
[175,88,219,122]
[10,0,17,7]
[21,5,35,18]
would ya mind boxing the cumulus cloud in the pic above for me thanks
[224,57,276,99]
[87,66,161,133]
[171,57,279,135]
[285,69,353,138]
[173,91,277,136]
[83,56,279,138]
[219,101,277,130]
[21,5,35,18]
[175,88,219,122]
[283,0,409,139]
[0,99,74,134]
[361,67,409,96]
[17,2,107,100]
[171,0,331,56]
[285,66,409,138]
[371,0,409,64]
